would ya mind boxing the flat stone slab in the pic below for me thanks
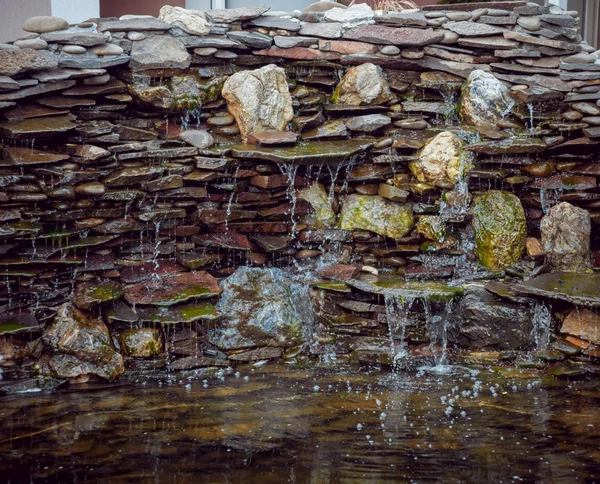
[0,312,42,335]
[443,21,506,37]
[137,302,218,323]
[0,115,77,139]
[346,274,464,301]
[343,24,444,46]
[231,139,374,164]
[466,138,547,155]
[514,273,600,308]
[2,147,70,165]
[97,18,172,32]
[124,271,221,306]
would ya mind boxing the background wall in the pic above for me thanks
[51,0,99,23]
[0,0,51,42]
[100,0,185,17]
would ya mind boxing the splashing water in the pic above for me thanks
[384,295,415,369]
[424,299,455,371]
[527,103,535,133]
[531,302,551,351]
[277,163,299,236]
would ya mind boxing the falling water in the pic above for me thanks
[384,295,415,369]
[277,163,299,236]
[531,302,551,351]
[527,103,535,133]
[425,299,454,370]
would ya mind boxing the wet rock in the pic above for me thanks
[410,131,465,185]
[103,166,163,187]
[340,194,413,239]
[2,147,70,165]
[22,16,69,33]
[449,285,533,350]
[0,115,77,139]
[130,36,191,70]
[73,280,123,309]
[466,138,547,155]
[515,273,600,308]
[42,303,124,380]
[415,215,446,242]
[298,182,336,229]
[331,63,392,105]
[209,267,314,350]
[472,191,526,270]
[222,64,293,140]
[459,69,513,139]
[124,271,221,307]
[541,202,592,272]
[118,328,164,357]
[158,6,211,35]
[561,308,600,345]
[344,114,391,132]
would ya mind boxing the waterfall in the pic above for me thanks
[425,299,454,369]
[384,295,415,369]
[531,302,551,351]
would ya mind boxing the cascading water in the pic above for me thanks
[531,302,552,351]
[384,295,415,369]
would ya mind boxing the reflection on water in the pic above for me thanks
[1,363,600,483]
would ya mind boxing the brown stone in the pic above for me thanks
[562,309,600,345]
[247,131,299,145]
[0,49,57,76]
[343,24,445,46]
[318,39,378,54]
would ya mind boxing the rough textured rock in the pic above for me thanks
[343,24,445,46]
[209,267,314,350]
[222,64,294,140]
[118,328,164,357]
[42,303,124,380]
[206,6,269,23]
[158,6,211,35]
[130,36,191,70]
[540,202,592,272]
[459,69,514,139]
[561,308,600,345]
[472,191,526,270]
[410,131,465,184]
[449,285,533,350]
[340,194,413,239]
[298,182,336,229]
[0,49,57,76]
[331,63,393,105]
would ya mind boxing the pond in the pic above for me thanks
[1,363,599,483]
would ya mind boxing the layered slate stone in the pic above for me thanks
[346,273,464,301]
[0,115,77,139]
[123,271,221,306]
[515,273,600,308]
[130,36,191,70]
[343,24,444,46]
[1,147,70,165]
[0,49,58,76]
[231,139,374,164]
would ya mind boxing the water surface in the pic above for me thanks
[1,363,599,483]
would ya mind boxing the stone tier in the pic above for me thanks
[0,2,599,382]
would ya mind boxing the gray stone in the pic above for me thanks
[180,130,214,149]
[89,43,124,56]
[459,69,513,139]
[304,1,345,13]
[227,31,272,48]
[541,202,592,272]
[41,32,110,46]
[540,13,577,27]
[22,16,69,34]
[209,267,314,350]
[380,45,400,55]
[446,12,472,21]
[194,47,217,56]
[130,36,191,70]
[0,79,75,101]
[373,11,427,27]
[459,35,520,50]
[443,21,506,37]
[448,285,533,350]
[247,16,302,31]
[206,6,270,23]
[0,76,20,91]
[343,24,444,46]
[323,4,373,25]
[562,52,596,64]
[127,32,146,41]
[344,114,391,132]
[299,22,343,39]
[180,35,243,49]
[62,45,86,54]
[274,36,319,48]
[58,53,130,69]
[504,31,579,52]
[331,63,392,105]
[214,50,237,59]
[517,15,541,31]
[97,18,172,32]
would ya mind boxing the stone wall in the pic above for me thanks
[1,1,599,381]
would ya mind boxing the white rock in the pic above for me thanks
[158,6,210,36]
[323,4,373,26]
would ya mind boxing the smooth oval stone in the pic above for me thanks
[446,12,472,21]
[62,45,86,54]
[83,74,111,86]
[214,50,237,59]
[127,32,146,41]
[380,45,400,55]
[180,130,214,149]
[23,16,69,34]
[194,47,217,56]
[75,182,107,196]
[89,43,124,56]
[74,218,105,229]
[207,115,234,127]
[13,38,48,50]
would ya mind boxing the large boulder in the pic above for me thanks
[158,6,211,35]
[209,267,314,350]
[331,63,393,105]
[298,182,336,229]
[472,191,526,270]
[340,194,413,239]
[448,285,533,350]
[222,64,294,140]
[540,202,592,272]
[130,36,191,70]
[42,304,124,380]
[459,69,514,140]
[410,131,466,185]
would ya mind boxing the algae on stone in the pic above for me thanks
[471,190,526,270]
[298,182,336,229]
[410,131,468,185]
[340,194,413,239]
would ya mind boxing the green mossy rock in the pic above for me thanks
[118,328,164,358]
[410,131,467,185]
[472,190,526,270]
[298,182,336,229]
[340,194,413,239]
